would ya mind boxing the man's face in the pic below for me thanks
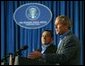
[55,19,67,35]
[41,31,52,45]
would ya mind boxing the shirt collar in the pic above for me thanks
[59,30,70,39]
[42,41,53,49]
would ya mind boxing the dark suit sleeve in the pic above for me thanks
[42,36,80,64]
[44,44,57,54]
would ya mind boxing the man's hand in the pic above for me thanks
[28,51,42,59]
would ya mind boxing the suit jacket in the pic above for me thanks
[44,31,81,65]
[41,44,57,54]
[22,44,57,65]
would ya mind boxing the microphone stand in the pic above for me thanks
[9,53,13,65]
[1,53,13,65]
[1,45,28,65]
[13,50,22,65]
[14,45,28,65]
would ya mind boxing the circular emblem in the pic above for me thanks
[26,6,40,20]
[13,3,52,29]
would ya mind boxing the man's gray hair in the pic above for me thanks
[56,15,72,29]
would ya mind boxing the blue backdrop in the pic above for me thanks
[1,1,84,65]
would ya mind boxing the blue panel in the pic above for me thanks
[74,1,79,38]
[60,1,65,15]
[1,1,84,65]
[1,1,5,59]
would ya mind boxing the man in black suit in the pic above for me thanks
[28,16,81,65]
[40,30,57,54]
[27,30,57,65]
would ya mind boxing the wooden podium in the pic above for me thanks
[14,56,47,65]
[14,56,30,65]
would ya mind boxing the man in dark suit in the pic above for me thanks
[29,16,81,65]
[27,30,57,65]
[40,30,57,54]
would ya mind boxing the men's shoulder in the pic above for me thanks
[65,31,79,41]
[49,44,57,48]
[63,33,80,48]
[48,44,57,51]
[45,44,57,53]
[66,33,79,42]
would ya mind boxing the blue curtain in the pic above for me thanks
[1,1,84,65]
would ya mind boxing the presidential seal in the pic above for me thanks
[25,6,40,20]
[13,3,52,29]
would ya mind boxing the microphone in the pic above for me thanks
[15,45,28,55]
